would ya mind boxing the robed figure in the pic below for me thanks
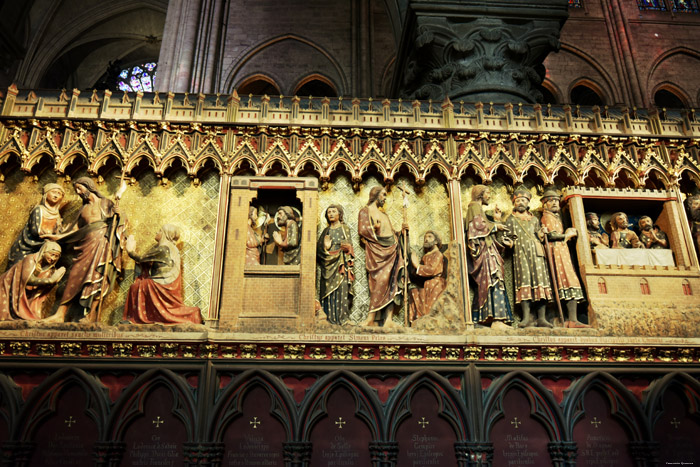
[123,224,202,325]
[408,231,446,323]
[540,189,588,328]
[358,186,405,327]
[44,177,124,323]
[7,183,65,268]
[504,187,553,328]
[317,205,354,325]
[466,185,513,326]
[0,241,65,320]
[246,206,264,266]
[272,206,301,265]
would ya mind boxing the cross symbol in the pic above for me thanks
[335,417,346,429]
[590,417,602,428]
[152,416,164,428]
[670,417,680,429]
[64,416,75,428]
[511,417,521,429]
[418,417,429,428]
[250,417,261,429]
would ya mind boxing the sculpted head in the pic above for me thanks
[157,224,181,243]
[471,185,490,205]
[541,189,561,214]
[325,204,344,224]
[638,216,653,232]
[687,194,700,221]
[39,241,61,265]
[611,212,629,231]
[42,183,65,207]
[73,177,104,201]
[512,186,531,213]
[368,186,387,207]
[423,230,442,251]
[586,212,600,230]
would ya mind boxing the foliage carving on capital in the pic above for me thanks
[399,16,563,103]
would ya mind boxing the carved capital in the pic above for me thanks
[393,1,569,103]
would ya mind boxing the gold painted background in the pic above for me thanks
[317,174,451,324]
[0,169,219,324]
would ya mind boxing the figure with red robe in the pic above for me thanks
[358,186,406,327]
[466,185,513,327]
[7,183,65,268]
[123,224,202,325]
[540,189,588,328]
[408,230,446,323]
[0,241,65,320]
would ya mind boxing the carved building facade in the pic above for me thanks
[0,1,698,466]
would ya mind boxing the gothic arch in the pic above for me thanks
[0,373,24,440]
[556,44,620,103]
[209,369,297,442]
[298,370,383,441]
[107,368,198,441]
[223,34,349,96]
[568,77,610,107]
[18,0,167,88]
[292,73,339,97]
[647,47,700,106]
[651,82,691,109]
[385,370,469,441]
[482,371,566,441]
[562,371,651,442]
[16,367,110,440]
[643,372,700,430]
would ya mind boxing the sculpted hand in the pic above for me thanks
[402,223,409,232]
[340,242,352,253]
[112,205,120,215]
[52,266,66,282]
[502,237,514,247]
[272,231,283,245]
[564,228,578,242]
[324,234,332,251]
[373,219,381,232]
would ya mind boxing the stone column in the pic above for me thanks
[369,441,398,466]
[391,0,569,104]
[547,441,577,467]
[157,0,225,93]
[283,441,312,467]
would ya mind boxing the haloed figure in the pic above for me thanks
[43,177,124,323]
[123,224,202,325]
[317,204,354,325]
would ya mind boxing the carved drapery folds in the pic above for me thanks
[393,0,569,103]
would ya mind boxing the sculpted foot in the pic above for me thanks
[536,318,554,328]
[383,318,400,328]
[361,312,377,327]
[42,313,65,323]
[565,320,590,329]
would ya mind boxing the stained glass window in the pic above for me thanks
[637,0,667,10]
[568,0,583,7]
[117,62,157,92]
[672,0,699,12]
